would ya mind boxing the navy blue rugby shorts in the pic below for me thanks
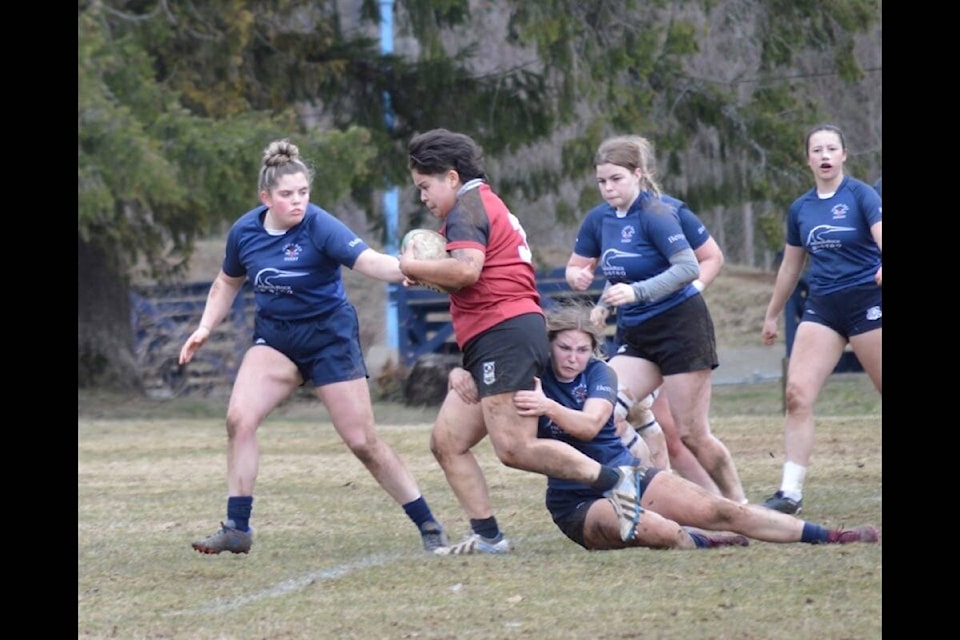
[616,295,718,375]
[461,312,549,398]
[801,283,882,338]
[252,303,367,387]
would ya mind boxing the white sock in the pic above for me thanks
[779,461,807,501]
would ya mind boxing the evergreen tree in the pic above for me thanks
[77,0,879,390]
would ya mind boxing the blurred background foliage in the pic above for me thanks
[77,0,880,389]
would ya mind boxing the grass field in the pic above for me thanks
[78,375,881,639]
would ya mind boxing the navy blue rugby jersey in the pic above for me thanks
[573,191,698,328]
[537,357,634,493]
[222,203,369,320]
[786,176,882,296]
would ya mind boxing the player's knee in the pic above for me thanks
[225,410,258,439]
[783,382,816,415]
[428,432,444,461]
[488,436,525,469]
[345,434,380,463]
[679,429,708,452]
[494,449,524,470]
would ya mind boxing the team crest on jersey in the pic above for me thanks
[620,226,636,243]
[283,243,303,261]
[483,361,496,386]
[573,383,588,405]
[831,204,849,220]
[543,420,564,438]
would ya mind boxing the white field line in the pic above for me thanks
[166,533,558,617]
[165,554,399,616]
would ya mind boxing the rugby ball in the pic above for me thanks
[400,229,453,293]
[401,229,448,260]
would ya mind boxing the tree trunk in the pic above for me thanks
[741,201,755,267]
[711,206,725,258]
[403,353,461,407]
[77,233,142,391]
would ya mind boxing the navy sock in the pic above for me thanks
[591,466,621,491]
[403,496,436,530]
[800,521,829,544]
[470,517,502,541]
[684,527,709,548]
[227,496,254,532]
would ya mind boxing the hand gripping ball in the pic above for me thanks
[400,229,453,293]
[401,229,449,260]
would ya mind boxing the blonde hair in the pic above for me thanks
[545,302,608,359]
[258,138,314,193]
[594,135,663,197]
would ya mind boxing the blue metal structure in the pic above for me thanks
[130,270,860,396]
[394,267,615,368]
[129,269,613,395]
[379,0,400,354]
[129,282,256,396]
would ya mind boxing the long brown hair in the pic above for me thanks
[546,301,608,359]
[594,135,663,198]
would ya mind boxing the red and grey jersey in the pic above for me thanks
[441,180,543,348]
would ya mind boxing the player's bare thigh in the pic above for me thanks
[786,322,848,400]
[432,386,488,454]
[659,368,712,434]
[639,470,731,525]
[316,378,377,447]
[481,391,539,459]
[582,494,691,550]
[849,328,882,392]
[607,354,662,399]
[228,345,301,430]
